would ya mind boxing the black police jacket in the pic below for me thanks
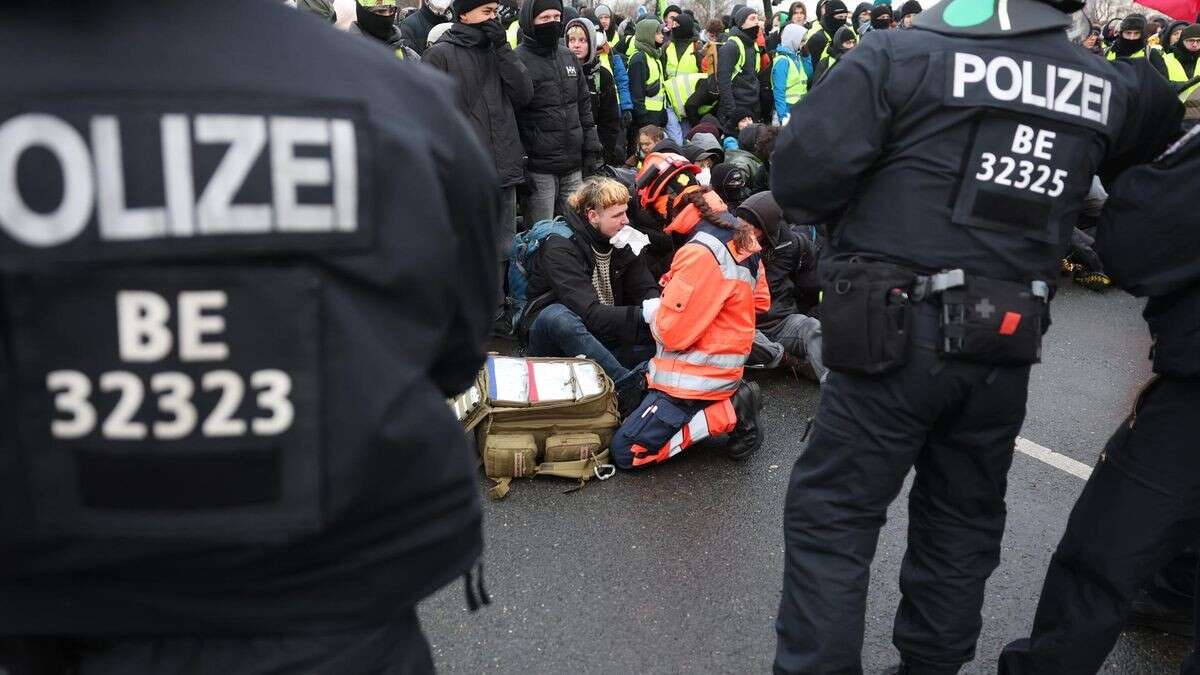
[0,0,497,636]
[522,209,661,346]
[770,0,1182,286]
[1098,127,1200,378]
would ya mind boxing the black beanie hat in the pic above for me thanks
[530,0,562,21]
[898,0,922,18]
[1120,14,1147,33]
[825,0,848,16]
[871,4,892,20]
[453,0,493,16]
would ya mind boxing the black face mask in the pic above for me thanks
[871,16,891,29]
[533,21,562,48]
[357,3,397,40]
[742,24,760,40]
[1113,35,1143,56]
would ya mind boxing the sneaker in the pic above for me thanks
[1073,270,1112,293]
[725,381,763,461]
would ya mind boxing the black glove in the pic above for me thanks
[498,4,518,26]
[480,19,508,48]
[584,152,605,176]
[621,109,633,129]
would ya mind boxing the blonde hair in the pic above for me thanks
[568,177,630,216]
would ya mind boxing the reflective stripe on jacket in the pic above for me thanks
[649,211,770,401]
[664,72,710,117]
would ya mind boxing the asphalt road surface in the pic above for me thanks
[420,281,1192,674]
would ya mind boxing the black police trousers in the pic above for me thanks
[998,377,1200,674]
[0,608,432,675]
[775,331,1030,674]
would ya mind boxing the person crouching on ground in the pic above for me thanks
[609,152,768,469]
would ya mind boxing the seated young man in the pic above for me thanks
[735,191,828,384]
[520,177,660,408]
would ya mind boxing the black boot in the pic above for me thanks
[725,381,763,461]
[1127,588,1195,637]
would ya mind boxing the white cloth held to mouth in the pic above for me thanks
[609,225,652,256]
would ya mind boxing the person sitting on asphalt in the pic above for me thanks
[736,192,828,383]
[608,152,768,469]
[520,177,661,414]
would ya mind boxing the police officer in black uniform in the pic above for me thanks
[997,127,1200,674]
[768,0,1182,669]
[0,1,498,672]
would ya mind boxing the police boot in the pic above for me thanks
[725,381,763,461]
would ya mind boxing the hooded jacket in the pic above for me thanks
[805,0,850,63]
[399,4,449,56]
[424,22,535,187]
[853,2,874,30]
[629,19,669,126]
[736,192,816,331]
[351,5,422,60]
[1161,19,1189,52]
[568,18,624,164]
[772,23,810,120]
[717,7,762,129]
[812,24,855,82]
[1107,15,1169,76]
[515,0,603,175]
[298,0,336,22]
[522,208,661,345]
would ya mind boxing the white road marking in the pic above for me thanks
[1014,436,1093,480]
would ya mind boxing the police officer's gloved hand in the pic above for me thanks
[480,19,508,48]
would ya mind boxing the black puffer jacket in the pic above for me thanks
[522,209,660,345]
[425,23,534,187]
[717,26,761,128]
[515,2,602,175]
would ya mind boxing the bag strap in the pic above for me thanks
[536,448,616,494]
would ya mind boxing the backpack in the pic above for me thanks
[456,355,621,499]
[507,218,574,332]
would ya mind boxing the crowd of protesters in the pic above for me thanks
[292,0,1200,435]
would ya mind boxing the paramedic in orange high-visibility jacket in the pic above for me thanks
[609,151,770,469]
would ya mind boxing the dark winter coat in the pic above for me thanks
[424,23,534,187]
[514,3,602,175]
[522,209,660,345]
[587,62,624,165]
[717,27,761,127]
[399,5,449,56]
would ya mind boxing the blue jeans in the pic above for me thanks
[527,304,650,383]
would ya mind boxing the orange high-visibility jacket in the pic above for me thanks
[648,200,770,401]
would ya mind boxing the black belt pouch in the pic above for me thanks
[940,275,1046,366]
[820,256,916,376]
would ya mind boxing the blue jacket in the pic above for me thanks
[611,51,634,112]
[771,45,808,121]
